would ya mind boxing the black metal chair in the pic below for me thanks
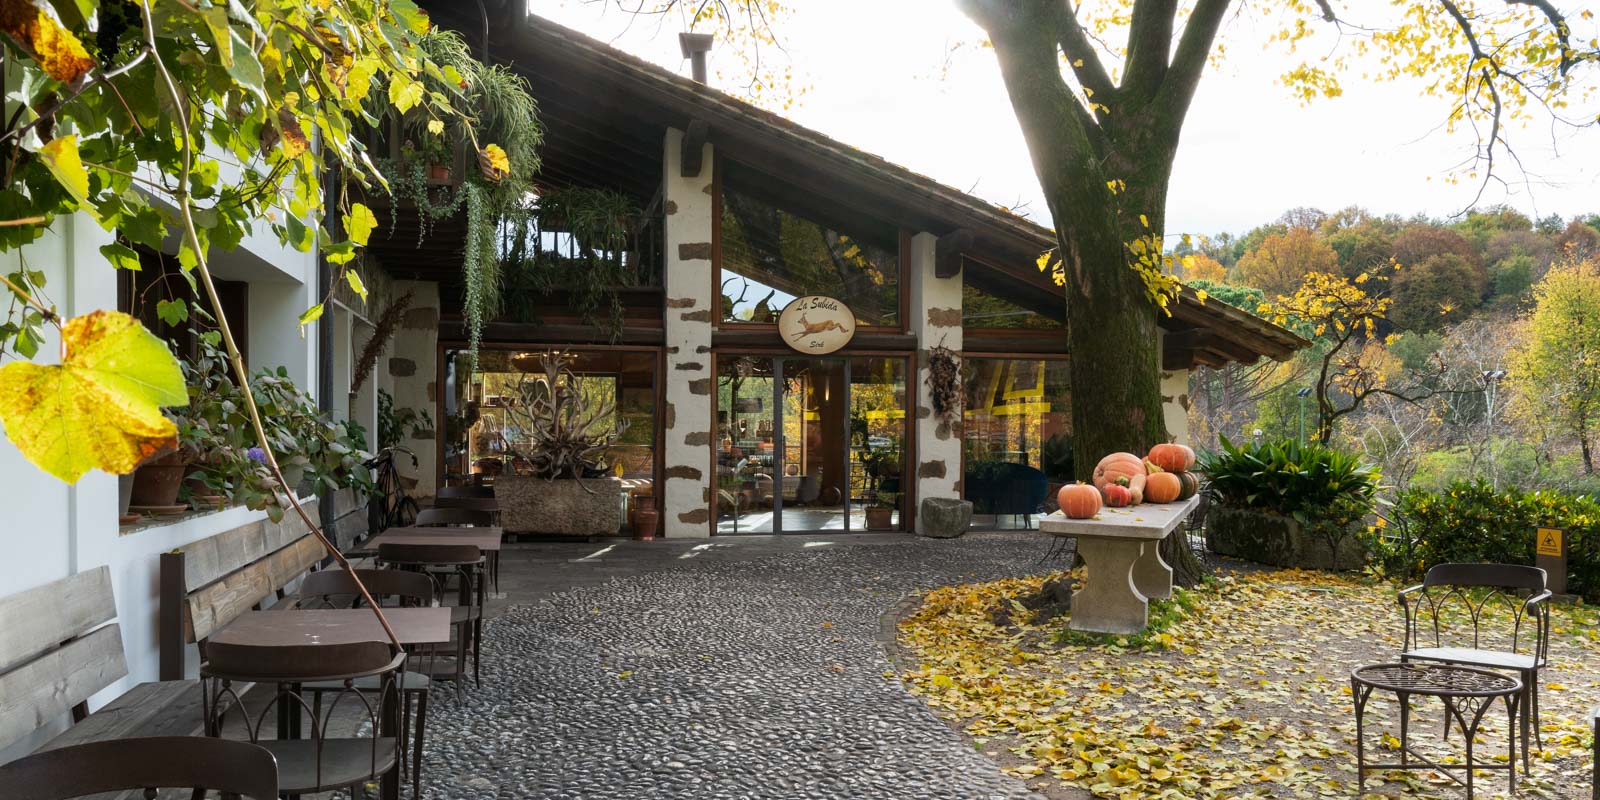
[202,640,405,798]
[295,568,444,799]
[0,736,279,800]
[1398,563,1551,767]
[379,542,486,688]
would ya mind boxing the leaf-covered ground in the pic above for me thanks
[896,568,1600,799]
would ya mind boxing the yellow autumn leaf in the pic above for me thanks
[479,143,510,181]
[427,118,445,135]
[0,310,187,483]
[0,3,93,83]
[39,134,90,207]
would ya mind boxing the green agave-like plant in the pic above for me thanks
[1197,436,1380,525]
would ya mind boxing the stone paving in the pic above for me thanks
[418,532,1056,799]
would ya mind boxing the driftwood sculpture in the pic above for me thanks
[502,351,627,484]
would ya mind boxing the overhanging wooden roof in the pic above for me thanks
[417,1,1308,368]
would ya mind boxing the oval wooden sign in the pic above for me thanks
[778,295,855,355]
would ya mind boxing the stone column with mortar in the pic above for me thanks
[908,232,964,533]
[661,128,715,538]
[1157,330,1191,445]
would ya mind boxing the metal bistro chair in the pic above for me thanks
[202,640,406,798]
[413,506,500,591]
[295,568,445,799]
[434,486,498,514]
[379,542,486,688]
[0,736,279,800]
[1398,563,1552,768]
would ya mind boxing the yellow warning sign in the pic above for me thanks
[1537,527,1564,557]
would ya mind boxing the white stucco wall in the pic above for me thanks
[1159,330,1191,445]
[660,128,715,538]
[909,232,964,531]
[0,198,324,760]
[388,280,439,497]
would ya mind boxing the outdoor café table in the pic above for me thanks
[1351,662,1522,799]
[1038,496,1198,635]
[208,606,453,649]
[364,528,503,552]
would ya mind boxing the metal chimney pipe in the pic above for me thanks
[679,32,714,84]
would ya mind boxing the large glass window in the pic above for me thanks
[719,163,901,327]
[444,349,658,488]
[961,277,1066,330]
[962,357,1072,529]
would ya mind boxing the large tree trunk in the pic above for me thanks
[976,4,1171,480]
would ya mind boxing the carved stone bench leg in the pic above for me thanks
[1070,537,1149,634]
[1132,538,1173,601]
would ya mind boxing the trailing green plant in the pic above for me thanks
[1387,481,1600,599]
[378,388,434,451]
[1198,436,1380,527]
[251,367,374,498]
[373,27,543,356]
[500,188,646,341]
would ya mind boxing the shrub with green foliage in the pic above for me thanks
[1198,437,1380,526]
[1387,481,1600,599]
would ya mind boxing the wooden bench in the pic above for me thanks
[0,566,206,793]
[159,518,328,680]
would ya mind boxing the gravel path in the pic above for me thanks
[418,533,1056,799]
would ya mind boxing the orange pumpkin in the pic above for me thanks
[1102,482,1133,507]
[1058,483,1102,519]
[1145,471,1182,503]
[1092,452,1147,494]
[1147,443,1196,473]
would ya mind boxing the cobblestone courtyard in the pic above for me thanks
[416,533,1054,799]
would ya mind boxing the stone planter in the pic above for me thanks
[497,475,625,537]
[919,497,972,539]
[1205,505,1366,571]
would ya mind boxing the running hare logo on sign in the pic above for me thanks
[778,296,854,354]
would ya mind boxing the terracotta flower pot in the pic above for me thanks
[129,452,190,507]
[633,508,659,540]
[865,507,895,530]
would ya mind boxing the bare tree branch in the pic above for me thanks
[1052,2,1119,112]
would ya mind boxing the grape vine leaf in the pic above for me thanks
[0,310,187,482]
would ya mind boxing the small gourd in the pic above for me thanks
[1102,482,1133,508]
[1176,471,1200,500]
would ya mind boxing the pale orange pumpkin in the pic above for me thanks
[1144,471,1183,504]
[1058,483,1102,519]
[1092,452,1147,495]
[1147,443,1195,473]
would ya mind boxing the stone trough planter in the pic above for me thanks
[918,497,972,539]
[497,475,625,537]
[1205,505,1366,571]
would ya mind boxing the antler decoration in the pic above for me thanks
[503,351,627,489]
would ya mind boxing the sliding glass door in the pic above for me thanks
[714,354,907,534]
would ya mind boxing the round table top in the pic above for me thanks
[1352,662,1522,697]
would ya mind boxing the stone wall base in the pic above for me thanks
[1205,506,1366,571]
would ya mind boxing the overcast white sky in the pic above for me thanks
[542,1,1600,240]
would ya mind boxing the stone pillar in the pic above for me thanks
[908,232,963,533]
[661,128,715,538]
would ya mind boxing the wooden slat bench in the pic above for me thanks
[0,566,206,798]
[159,516,328,680]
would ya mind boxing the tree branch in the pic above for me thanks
[1051,2,1118,113]
[1155,0,1233,132]
[1504,0,1575,75]
[1121,0,1178,102]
